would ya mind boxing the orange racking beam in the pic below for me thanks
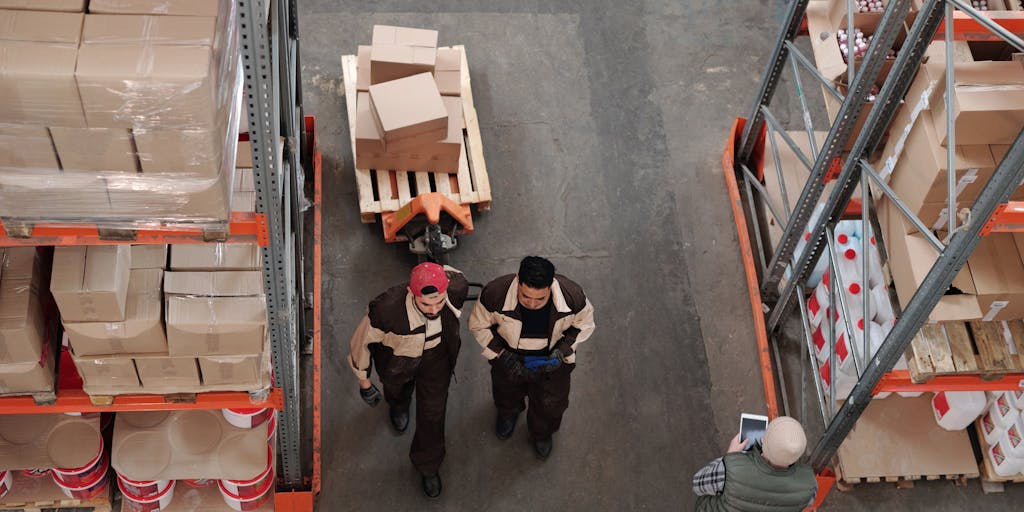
[875,370,1024,393]
[981,202,1024,235]
[932,10,1024,41]
[0,212,269,247]
[0,388,283,414]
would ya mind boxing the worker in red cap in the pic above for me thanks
[348,262,468,498]
[469,256,595,459]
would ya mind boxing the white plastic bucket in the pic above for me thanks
[52,454,109,500]
[21,468,49,478]
[981,408,1006,446]
[218,470,274,511]
[989,438,1024,477]
[119,476,175,512]
[222,408,273,429]
[989,392,1020,429]
[266,414,277,443]
[221,445,274,499]
[932,391,987,431]
[819,359,856,400]
[51,437,105,487]
[0,470,11,499]
[116,472,171,498]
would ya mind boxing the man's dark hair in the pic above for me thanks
[518,256,555,289]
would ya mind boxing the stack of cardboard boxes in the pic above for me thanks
[0,248,57,396]
[56,243,269,396]
[354,25,465,173]
[0,0,240,225]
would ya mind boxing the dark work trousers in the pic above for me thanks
[491,361,575,440]
[375,344,452,475]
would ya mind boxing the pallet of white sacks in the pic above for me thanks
[341,45,492,223]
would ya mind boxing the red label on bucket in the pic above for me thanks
[933,392,951,418]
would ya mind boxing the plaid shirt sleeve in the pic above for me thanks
[692,457,726,496]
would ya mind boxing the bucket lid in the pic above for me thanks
[218,471,274,501]
[118,476,174,503]
[116,471,158,486]
[53,456,109,491]
[52,436,104,475]
[225,444,273,486]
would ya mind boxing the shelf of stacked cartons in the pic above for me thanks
[0,0,316,509]
[724,0,1024,504]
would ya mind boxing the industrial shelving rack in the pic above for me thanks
[0,0,317,509]
[724,0,1024,504]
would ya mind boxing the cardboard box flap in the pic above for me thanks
[50,246,87,293]
[0,10,83,44]
[2,247,39,280]
[130,244,167,269]
[0,1,86,11]
[371,44,436,67]
[170,243,260,271]
[967,234,1024,295]
[163,271,263,296]
[71,352,140,385]
[82,14,216,45]
[435,47,460,71]
[87,0,220,16]
[84,245,130,293]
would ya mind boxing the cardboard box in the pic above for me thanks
[87,0,220,16]
[198,354,260,386]
[354,91,385,156]
[112,410,268,480]
[433,47,461,96]
[130,244,167,269]
[51,245,131,322]
[106,170,231,221]
[0,0,85,11]
[236,139,252,168]
[806,1,906,86]
[930,61,1024,146]
[232,191,256,212]
[0,125,60,171]
[967,233,1024,321]
[356,45,370,92]
[368,73,448,152]
[887,109,995,232]
[234,168,254,192]
[0,414,101,470]
[0,172,113,218]
[0,348,54,395]
[76,44,215,129]
[165,271,265,356]
[0,248,46,366]
[82,14,215,45]
[135,355,200,388]
[63,269,166,356]
[70,352,141,392]
[49,127,138,174]
[0,11,85,126]
[170,244,260,271]
[369,25,438,84]
[356,93,464,173]
[134,126,222,177]
[164,271,263,296]
[992,145,1024,201]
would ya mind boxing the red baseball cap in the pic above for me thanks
[409,262,449,297]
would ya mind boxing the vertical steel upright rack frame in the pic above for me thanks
[236,0,309,494]
[728,0,1024,501]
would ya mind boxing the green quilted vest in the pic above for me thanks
[695,451,817,512]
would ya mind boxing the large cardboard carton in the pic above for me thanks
[368,73,448,152]
[887,109,995,233]
[71,352,142,392]
[134,355,200,388]
[51,245,131,322]
[112,410,268,480]
[991,145,1024,202]
[87,0,220,16]
[49,127,138,174]
[0,248,46,365]
[82,14,215,45]
[0,0,85,11]
[356,45,370,92]
[106,170,231,221]
[967,234,1024,321]
[76,44,215,129]
[232,191,256,212]
[198,354,260,386]
[930,62,1024,146]
[236,139,252,168]
[170,244,260,271]
[0,125,60,172]
[130,245,167,269]
[0,10,85,126]
[0,346,54,395]
[805,0,906,87]
[0,414,101,470]
[369,25,438,84]
[164,271,266,356]
[134,126,222,177]
[63,269,166,356]
[355,92,463,172]
[433,47,461,97]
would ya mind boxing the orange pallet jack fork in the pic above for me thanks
[381,192,474,243]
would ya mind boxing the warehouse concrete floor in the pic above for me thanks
[299,1,1024,510]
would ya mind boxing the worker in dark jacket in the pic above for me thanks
[469,256,595,459]
[348,263,468,498]
[693,416,818,511]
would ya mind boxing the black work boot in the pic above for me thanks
[421,473,442,498]
[390,407,409,434]
[495,413,519,440]
[532,436,553,460]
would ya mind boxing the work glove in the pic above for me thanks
[359,383,382,407]
[497,350,528,381]
[539,349,566,373]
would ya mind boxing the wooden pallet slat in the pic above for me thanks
[970,321,1016,375]
[945,322,979,372]
[455,45,491,210]
[395,171,412,205]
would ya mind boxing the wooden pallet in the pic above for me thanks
[0,218,232,241]
[834,469,969,491]
[974,418,1024,494]
[85,387,271,407]
[904,320,1024,383]
[341,45,492,224]
[0,388,56,406]
[0,471,111,512]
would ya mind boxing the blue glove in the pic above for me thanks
[523,356,560,373]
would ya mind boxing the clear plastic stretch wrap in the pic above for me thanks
[0,0,244,228]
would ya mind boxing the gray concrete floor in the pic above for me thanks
[299,1,1024,510]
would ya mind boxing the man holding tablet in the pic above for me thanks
[692,416,817,511]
